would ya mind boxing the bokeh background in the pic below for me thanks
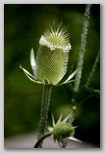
[4,4,100,146]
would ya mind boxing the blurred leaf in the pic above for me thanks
[64,84,100,105]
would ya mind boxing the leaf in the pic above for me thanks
[57,66,73,85]
[62,113,72,123]
[62,79,76,85]
[57,113,63,124]
[64,84,100,105]
[75,86,100,104]
[20,65,42,84]
[52,114,55,127]
[30,48,37,76]
[63,69,78,84]
[68,136,82,143]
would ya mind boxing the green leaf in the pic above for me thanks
[64,84,100,105]
[30,48,37,76]
[57,66,73,85]
[75,86,100,104]
[20,65,42,84]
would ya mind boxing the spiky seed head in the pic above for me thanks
[53,123,74,141]
[47,113,81,144]
[36,26,71,85]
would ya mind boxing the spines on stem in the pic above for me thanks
[38,85,52,147]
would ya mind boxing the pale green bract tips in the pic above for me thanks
[30,48,37,77]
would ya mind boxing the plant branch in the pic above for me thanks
[34,131,52,148]
[86,51,100,87]
[61,139,68,148]
[74,4,92,92]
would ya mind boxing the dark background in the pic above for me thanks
[4,4,100,146]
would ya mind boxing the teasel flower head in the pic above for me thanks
[48,113,81,147]
[20,25,78,86]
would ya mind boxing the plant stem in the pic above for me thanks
[37,84,52,148]
[61,139,68,148]
[86,51,100,87]
[34,131,52,148]
[74,4,92,92]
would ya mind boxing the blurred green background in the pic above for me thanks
[4,4,100,146]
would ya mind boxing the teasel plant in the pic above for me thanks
[20,4,100,148]
[20,23,78,147]
[34,113,81,148]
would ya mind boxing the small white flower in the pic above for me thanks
[39,35,71,52]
